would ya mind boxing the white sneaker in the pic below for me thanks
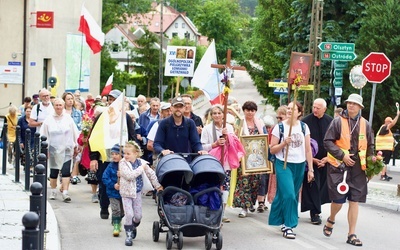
[49,191,57,200]
[238,208,248,218]
[91,194,99,203]
[62,193,71,203]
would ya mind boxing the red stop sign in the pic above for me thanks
[362,52,392,83]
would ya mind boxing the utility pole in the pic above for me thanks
[304,0,324,114]
[159,0,164,101]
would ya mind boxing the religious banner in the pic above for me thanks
[288,52,313,85]
[164,46,196,77]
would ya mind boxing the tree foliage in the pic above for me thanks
[131,28,161,97]
[192,0,249,62]
[355,0,400,130]
[102,0,152,32]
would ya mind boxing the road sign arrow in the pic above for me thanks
[318,42,355,52]
[321,52,357,61]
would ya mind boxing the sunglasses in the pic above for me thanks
[276,116,284,121]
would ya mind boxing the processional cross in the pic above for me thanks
[211,49,246,163]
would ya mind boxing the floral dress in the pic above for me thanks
[233,127,261,209]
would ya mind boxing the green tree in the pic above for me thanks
[131,28,161,97]
[356,0,400,130]
[240,0,292,108]
[102,0,152,32]
[193,0,249,62]
[164,0,202,19]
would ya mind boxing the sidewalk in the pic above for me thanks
[0,154,60,249]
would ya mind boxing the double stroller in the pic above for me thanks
[153,153,225,250]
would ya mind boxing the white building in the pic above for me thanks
[0,0,102,116]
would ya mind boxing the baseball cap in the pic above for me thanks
[160,103,171,110]
[32,94,39,99]
[171,96,184,106]
[108,90,122,99]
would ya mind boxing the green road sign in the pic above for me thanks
[333,78,343,88]
[334,70,343,79]
[318,42,355,52]
[334,61,348,69]
[321,52,357,61]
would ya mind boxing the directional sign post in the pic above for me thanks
[322,52,357,61]
[318,42,355,52]
[319,42,357,61]
[334,61,348,69]
[334,70,343,79]
[333,78,343,88]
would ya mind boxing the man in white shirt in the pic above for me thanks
[29,88,55,131]
[147,103,172,152]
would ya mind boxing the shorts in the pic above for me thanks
[381,150,392,165]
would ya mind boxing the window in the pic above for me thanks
[112,43,119,52]
[175,22,178,28]
[182,23,185,29]
[172,33,178,37]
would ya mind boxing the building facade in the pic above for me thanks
[0,0,102,116]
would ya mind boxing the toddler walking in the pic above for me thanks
[102,144,124,237]
[119,141,163,246]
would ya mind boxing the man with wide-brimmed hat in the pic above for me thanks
[323,93,374,247]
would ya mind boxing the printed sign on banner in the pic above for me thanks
[164,46,196,77]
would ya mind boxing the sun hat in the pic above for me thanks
[344,93,364,108]
[171,96,184,106]
[108,90,122,99]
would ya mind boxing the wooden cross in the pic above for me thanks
[211,49,246,163]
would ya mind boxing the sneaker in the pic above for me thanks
[249,205,255,213]
[380,175,389,181]
[385,174,393,180]
[257,203,265,213]
[49,191,57,200]
[62,193,71,203]
[222,217,231,223]
[311,214,322,225]
[100,209,110,219]
[91,194,99,203]
[238,209,248,218]
[70,177,78,185]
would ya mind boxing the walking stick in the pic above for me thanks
[283,75,301,169]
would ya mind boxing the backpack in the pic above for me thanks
[268,121,306,162]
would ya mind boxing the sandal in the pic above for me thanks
[257,203,265,213]
[323,217,335,237]
[282,228,296,239]
[346,234,363,246]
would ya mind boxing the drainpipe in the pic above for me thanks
[22,0,28,101]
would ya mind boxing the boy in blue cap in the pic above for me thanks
[102,144,124,237]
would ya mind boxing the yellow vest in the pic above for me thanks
[375,125,394,151]
[327,117,368,170]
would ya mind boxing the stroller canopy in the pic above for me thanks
[156,154,194,187]
[190,155,226,186]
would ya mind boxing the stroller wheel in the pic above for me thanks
[205,232,212,250]
[177,231,183,250]
[166,230,173,250]
[216,231,223,250]
[152,221,160,242]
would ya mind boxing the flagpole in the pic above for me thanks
[79,33,84,90]
[118,90,126,185]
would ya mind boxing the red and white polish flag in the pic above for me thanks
[78,5,105,54]
[101,73,114,96]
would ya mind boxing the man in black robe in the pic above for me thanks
[301,98,333,224]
